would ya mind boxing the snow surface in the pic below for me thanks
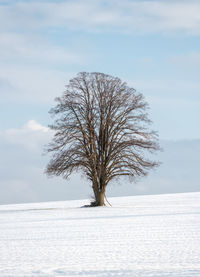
[0,192,200,277]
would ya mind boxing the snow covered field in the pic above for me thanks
[0,192,200,277]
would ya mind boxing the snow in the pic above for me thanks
[0,192,200,276]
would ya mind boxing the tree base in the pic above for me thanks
[81,202,105,208]
[90,200,105,207]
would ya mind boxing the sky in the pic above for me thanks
[0,0,200,204]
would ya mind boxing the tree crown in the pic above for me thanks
[46,72,160,188]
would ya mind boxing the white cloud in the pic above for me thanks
[0,1,199,204]
[1,1,200,105]
[0,119,51,151]
[1,0,200,35]
[0,120,90,204]
[0,120,200,204]
[24,120,49,132]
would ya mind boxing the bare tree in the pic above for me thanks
[45,72,160,206]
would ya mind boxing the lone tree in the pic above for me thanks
[45,72,160,206]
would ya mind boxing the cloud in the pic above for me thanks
[0,119,50,151]
[1,1,200,105]
[0,120,199,204]
[1,0,200,35]
[0,1,199,203]
[24,120,49,132]
[0,120,90,205]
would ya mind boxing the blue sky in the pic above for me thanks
[0,0,200,204]
[1,0,200,139]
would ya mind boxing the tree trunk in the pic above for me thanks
[96,190,105,206]
[91,182,105,206]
